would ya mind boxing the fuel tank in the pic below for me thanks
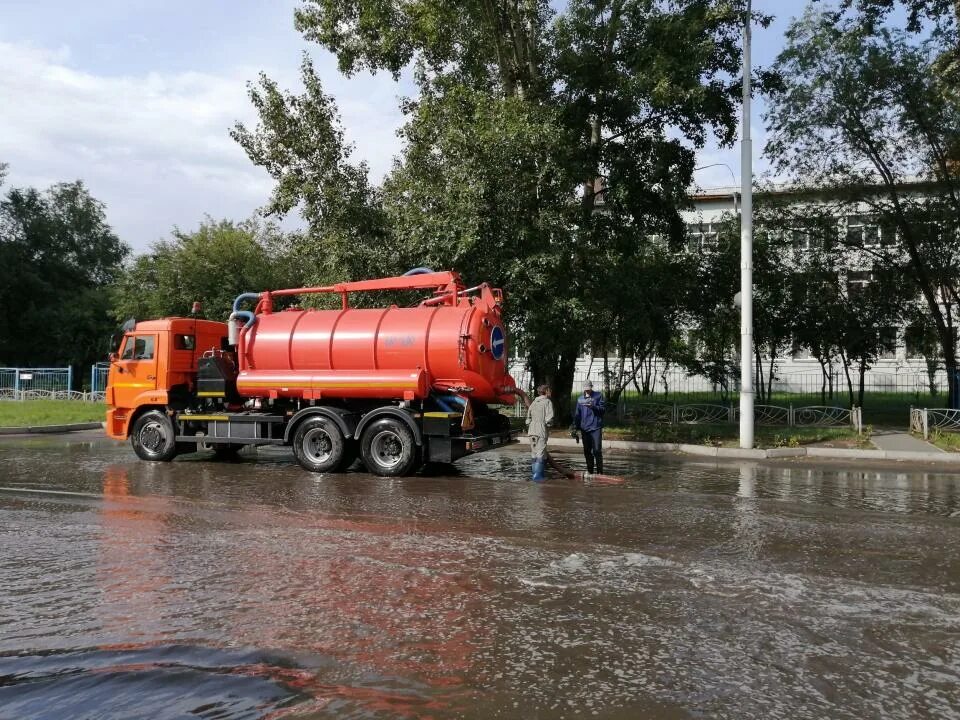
[235,274,517,405]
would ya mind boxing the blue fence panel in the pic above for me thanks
[91,363,110,394]
[0,367,73,398]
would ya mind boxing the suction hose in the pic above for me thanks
[229,292,260,345]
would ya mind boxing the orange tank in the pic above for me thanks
[234,271,517,405]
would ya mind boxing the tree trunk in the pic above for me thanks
[926,354,939,397]
[939,324,958,409]
[754,341,765,404]
[839,350,855,409]
[857,357,867,408]
[817,355,827,404]
[766,348,776,404]
[828,358,835,400]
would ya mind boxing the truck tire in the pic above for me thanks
[293,416,345,473]
[131,410,178,462]
[360,417,418,477]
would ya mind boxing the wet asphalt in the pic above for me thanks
[0,432,958,719]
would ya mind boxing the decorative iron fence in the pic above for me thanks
[0,389,104,402]
[910,408,960,440]
[0,367,73,397]
[0,366,109,401]
[626,402,861,432]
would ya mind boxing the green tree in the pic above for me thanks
[0,179,129,377]
[765,7,960,404]
[113,218,303,323]
[236,0,756,418]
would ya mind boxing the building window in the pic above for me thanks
[687,222,720,252]
[846,215,882,247]
[791,341,811,360]
[878,327,898,359]
[905,325,933,359]
[846,270,872,298]
[790,222,827,252]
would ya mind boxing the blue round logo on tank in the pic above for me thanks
[490,326,505,360]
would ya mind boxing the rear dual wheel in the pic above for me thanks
[359,418,418,477]
[292,414,418,477]
[292,417,355,474]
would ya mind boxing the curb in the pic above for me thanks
[530,436,960,464]
[0,422,104,436]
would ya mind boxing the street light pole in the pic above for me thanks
[739,0,754,449]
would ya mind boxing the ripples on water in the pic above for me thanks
[0,437,959,718]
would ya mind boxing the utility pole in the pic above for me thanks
[739,0,754,449]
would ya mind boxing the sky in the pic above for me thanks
[0,0,805,251]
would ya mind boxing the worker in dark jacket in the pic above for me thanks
[572,380,604,475]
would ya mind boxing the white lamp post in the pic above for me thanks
[739,0,754,449]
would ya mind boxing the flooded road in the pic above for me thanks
[1,434,959,719]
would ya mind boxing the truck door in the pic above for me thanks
[114,333,159,401]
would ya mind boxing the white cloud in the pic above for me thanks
[0,41,406,250]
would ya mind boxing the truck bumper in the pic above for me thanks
[426,430,518,463]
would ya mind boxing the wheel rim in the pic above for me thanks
[303,427,334,463]
[370,429,404,469]
[139,420,166,453]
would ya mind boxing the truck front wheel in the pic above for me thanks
[131,410,178,462]
[293,416,345,473]
[360,418,418,477]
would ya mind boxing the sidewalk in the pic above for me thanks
[870,431,942,454]
[0,422,103,436]
[532,435,960,465]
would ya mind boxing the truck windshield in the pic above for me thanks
[121,335,155,361]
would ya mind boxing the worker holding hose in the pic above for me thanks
[572,380,605,475]
[526,384,554,482]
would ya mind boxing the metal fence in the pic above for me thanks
[91,363,110,394]
[0,367,72,394]
[0,366,104,402]
[910,407,960,439]
[631,402,862,433]
[508,358,940,426]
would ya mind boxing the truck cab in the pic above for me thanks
[105,319,228,441]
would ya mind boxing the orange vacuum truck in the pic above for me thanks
[105,270,520,476]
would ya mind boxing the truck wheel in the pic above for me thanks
[360,418,417,477]
[131,410,178,462]
[293,417,345,473]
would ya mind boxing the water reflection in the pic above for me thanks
[2,437,960,718]
[733,464,763,560]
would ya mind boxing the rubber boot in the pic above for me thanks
[532,457,546,482]
[596,453,603,475]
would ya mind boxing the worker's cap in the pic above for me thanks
[584,380,594,390]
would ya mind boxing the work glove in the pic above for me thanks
[570,426,580,443]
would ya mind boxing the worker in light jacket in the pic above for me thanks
[526,384,554,482]
[572,380,604,475]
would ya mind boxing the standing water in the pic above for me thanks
[0,433,958,719]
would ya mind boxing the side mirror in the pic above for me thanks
[108,352,118,363]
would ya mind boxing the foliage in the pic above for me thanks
[236,0,758,418]
[112,218,303,323]
[828,0,958,34]
[0,178,129,372]
[765,6,960,404]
